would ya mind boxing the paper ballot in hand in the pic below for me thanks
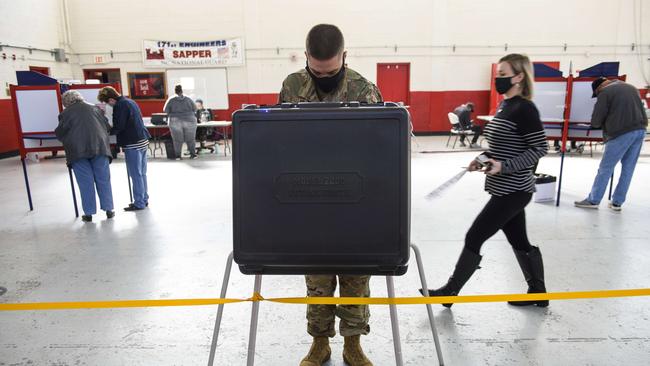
[424,168,468,200]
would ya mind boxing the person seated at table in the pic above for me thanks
[453,102,482,148]
[55,90,114,222]
[195,99,215,154]
[164,84,198,159]
[553,140,579,152]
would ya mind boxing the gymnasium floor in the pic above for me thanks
[1,136,649,365]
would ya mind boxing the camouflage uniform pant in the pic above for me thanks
[305,275,370,337]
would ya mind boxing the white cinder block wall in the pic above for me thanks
[1,0,649,94]
[0,0,75,93]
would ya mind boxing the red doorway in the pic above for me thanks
[377,63,410,105]
[29,66,50,76]
[83,68,121,84]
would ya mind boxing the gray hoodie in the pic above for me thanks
[591,80,647,141]
[163,95,197,122]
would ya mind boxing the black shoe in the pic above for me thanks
[419,248,482,308]
[106,210,115,219]
[189,154,197,159]
[508,246,549,307]
[124,204,145,211]
[82,215,92,222]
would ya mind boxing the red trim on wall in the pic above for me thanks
[5,85,645,155]
[0,99,19,154]
[29,66,50,76]
[131,90,494,134]
[409,90,491,132]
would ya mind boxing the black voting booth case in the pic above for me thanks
[232,102,411,275]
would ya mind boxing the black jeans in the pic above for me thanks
[465,191,534,254]
[459,124,482,144]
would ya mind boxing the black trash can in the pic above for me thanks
[164,140,176,160]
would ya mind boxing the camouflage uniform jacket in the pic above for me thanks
[278,68,382,104]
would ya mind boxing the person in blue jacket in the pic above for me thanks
[98,86,151,211]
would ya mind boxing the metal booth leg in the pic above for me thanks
[207,252,234,366]
[608,173,614,200]
[556,150,566,206]
[68,166,79,218]
[411,243,445,366]
[246,275,263,366]
[126,166,133,203]
[386,276,405,366]
[21,158,34,211]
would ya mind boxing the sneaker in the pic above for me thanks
[106,210,115,219]
[124,204,145,212]
[470,143,480,149]
[574,199,598,209]
[82,215,92,222]
[608,202,622,211]
[189,154,197,159]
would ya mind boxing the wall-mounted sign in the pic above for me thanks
[142,38,244,68]
[127,72,166,100]
[93,55,106,64]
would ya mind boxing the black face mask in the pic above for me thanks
[306,61,346,93]
[495,76,514,95]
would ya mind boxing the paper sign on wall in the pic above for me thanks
[143,38,244,68]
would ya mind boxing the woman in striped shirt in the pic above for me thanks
[421,54,549,307]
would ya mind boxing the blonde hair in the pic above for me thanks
[499,53,534,100]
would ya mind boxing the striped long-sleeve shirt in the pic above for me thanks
[484,96,548,196]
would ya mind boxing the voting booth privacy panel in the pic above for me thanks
[9,82,121,158]
[232,103,411,275]
[10,85,63,158]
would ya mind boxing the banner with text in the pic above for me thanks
[143,39,244,67]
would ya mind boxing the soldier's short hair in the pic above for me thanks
[306,24,344,60]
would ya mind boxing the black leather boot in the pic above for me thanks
[419,248,482,308]
[508,246,549,307]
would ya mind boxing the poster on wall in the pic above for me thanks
[142,38,244,68]
[127,72,166,100]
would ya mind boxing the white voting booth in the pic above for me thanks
[9,82,122,215]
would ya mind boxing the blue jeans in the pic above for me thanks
[71,155,114,215]
[588,129,646,205]
[124,148,149,208]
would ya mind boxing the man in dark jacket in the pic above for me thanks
[55,90,114,222]
[453,102,481,147]
[98,86,151,211]
[575,77,648,211]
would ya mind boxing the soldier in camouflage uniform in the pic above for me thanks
[278,24,382,366]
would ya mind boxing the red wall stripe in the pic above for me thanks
[2,87,647,155]
[0,99,19,154]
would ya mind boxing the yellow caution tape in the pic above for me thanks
[0,298,247,311]
[1,288,648,312]
[269,288,650,305]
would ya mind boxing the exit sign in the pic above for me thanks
[94,55,106,64]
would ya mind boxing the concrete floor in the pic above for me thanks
[0,136,649,366]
